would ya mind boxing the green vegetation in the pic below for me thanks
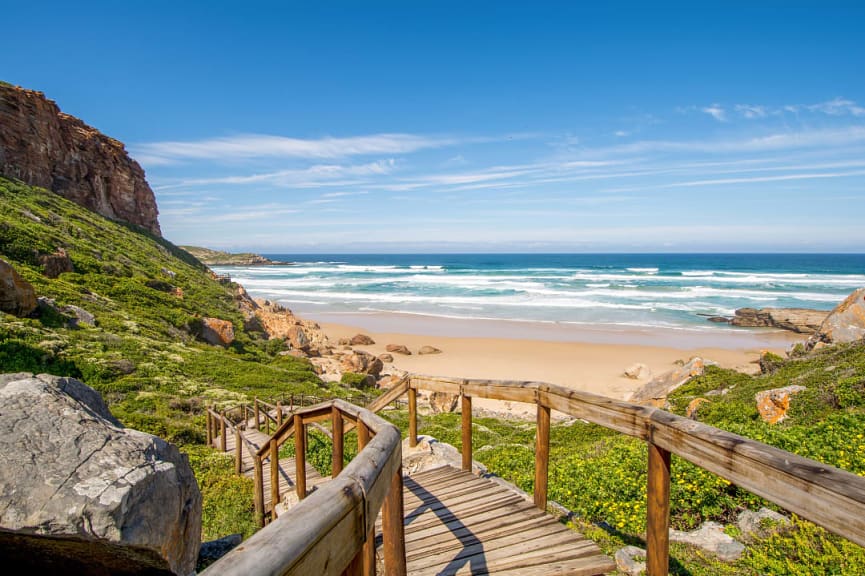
[0,177,326,538]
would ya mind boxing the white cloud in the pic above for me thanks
[701,104,727,122]
[734,104,768,119]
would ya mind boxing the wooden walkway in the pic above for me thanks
[214,410,613,575]
[386,466,615,576]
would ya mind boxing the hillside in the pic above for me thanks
[0,177,334,437]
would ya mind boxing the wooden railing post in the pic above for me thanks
[254,399,260,431]
[408,387,417,448]
[206,409,212,446]
[356,420,375,574]
[382,461,407,576]
[295,414,307,501]
[461,393,472,472]
[332,406,344,478]
[220,411,227,452]
[277,401,283,426]
[534,403,550,510]
[253,454,265,527]
[647,442,671,576]
[270,438,280,513]
[235,427,243,474]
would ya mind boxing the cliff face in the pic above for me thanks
[0,84,161,235]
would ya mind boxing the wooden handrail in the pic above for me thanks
[203,398,406,576]
[402,373,865,571]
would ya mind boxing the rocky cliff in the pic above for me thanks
[0,83,160,235]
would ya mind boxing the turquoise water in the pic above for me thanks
[215,254,865,332]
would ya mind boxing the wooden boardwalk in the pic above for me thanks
[386,466,615,576]
[216,421,326,514]
[213,405,613,575]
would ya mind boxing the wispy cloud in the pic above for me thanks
[701,104,727,122]
[134,133,465,164]
[734,104,768,119]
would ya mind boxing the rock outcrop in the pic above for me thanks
[630,357,709,405]
[0,84,161,235]
[0,258,37,316]
[251,299,332,355]
[755,385,806,424]
[0,373,201,575]
[419,345,443,355]
[199,317,235,346]
[732,307,828,334]
[810,287,865,347]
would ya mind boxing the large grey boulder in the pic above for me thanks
[0,373,201,575]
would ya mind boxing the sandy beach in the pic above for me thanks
[315,312,806,418]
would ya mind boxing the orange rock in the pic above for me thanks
[200,317,235,346]
[755,385,806,424]
[686,398,710,419]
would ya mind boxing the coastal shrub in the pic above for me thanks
[184,445,257,541]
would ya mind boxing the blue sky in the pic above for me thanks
[3,1,864,252]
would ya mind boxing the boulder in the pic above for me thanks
[39,248,74,278]
[670,521,745,561]
[386,344,412,355]
[378,353,394,363]
[755,385,806,424]
[811,287,865,346]
[418,345,443,355]
[0,374,201,575]
[200,317,235,346]
[732,307,828,334]
[197,534,242,570]
[339,350,383,376]
[623,363,651,380]
[429,391,459,413]
[402,435,486,476]
[686,397,710,420]
[737,508,790,540]
[630,357,708,405]
[377,374,405,389]
[349,333,375,345]
[0,259,37,316]
[36,297,95,328]
[614,545,646,575]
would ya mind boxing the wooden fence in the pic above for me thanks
[203,398,407,576]
[203,374,865,576]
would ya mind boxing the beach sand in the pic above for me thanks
[314,312,806,418]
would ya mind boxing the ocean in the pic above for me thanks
[214,254,865,334]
